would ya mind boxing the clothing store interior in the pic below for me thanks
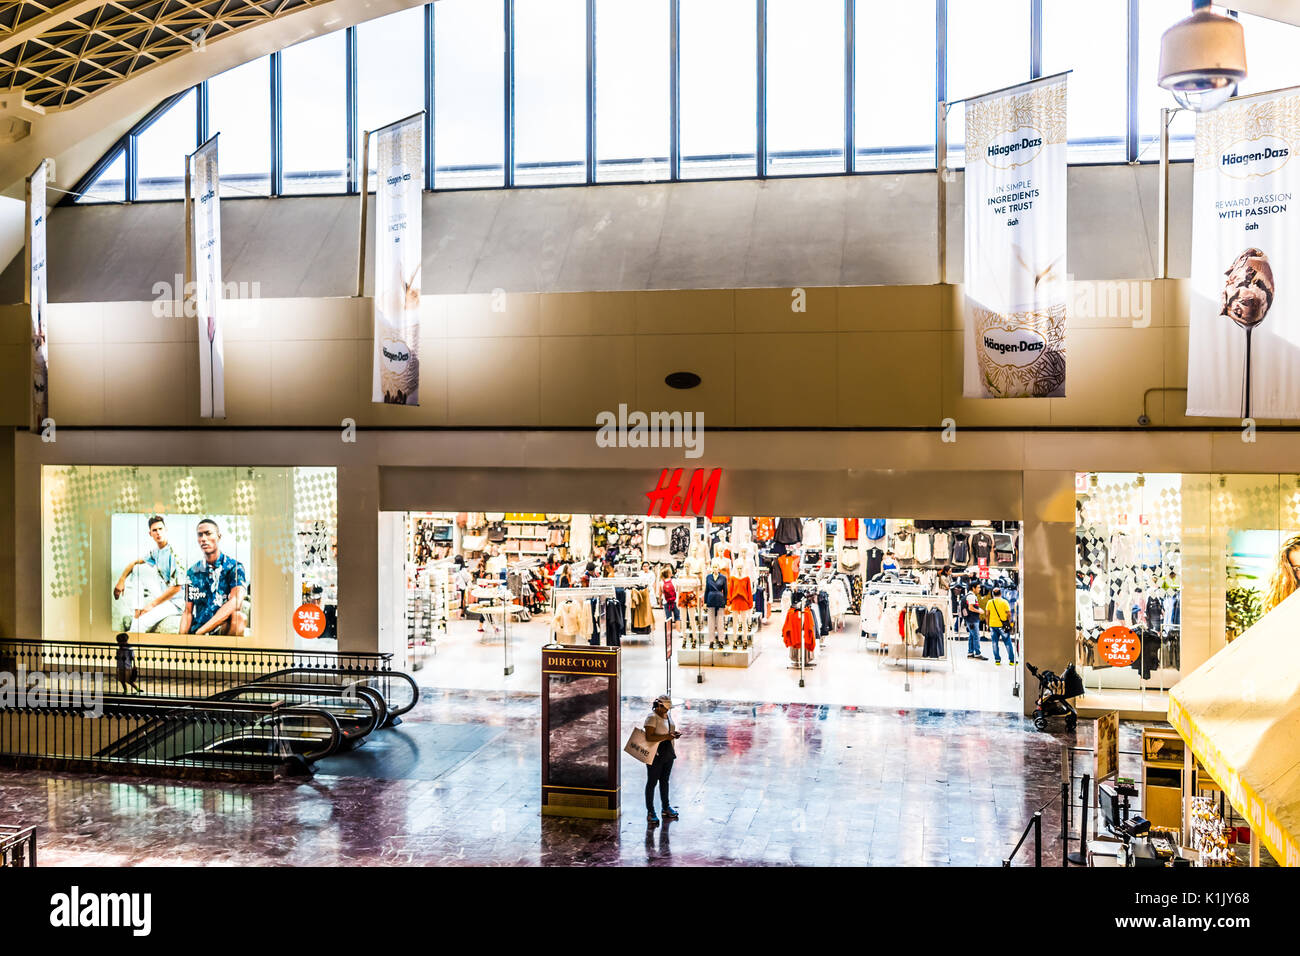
[395,512,1024,711]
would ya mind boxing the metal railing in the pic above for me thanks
[0,695,343,780]
[1004,781,1070,867]
[0,638,397,703]
[0,824,37,867]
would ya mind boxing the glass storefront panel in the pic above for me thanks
[1075,472,1300,704]
[41,466,337,650]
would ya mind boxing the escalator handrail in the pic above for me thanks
[192,705,344,763]
[84,696,344,764]
[241,667,420,718]
[213,683,385,741]
[0,637,391,664]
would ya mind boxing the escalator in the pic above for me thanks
[0,639,421,780]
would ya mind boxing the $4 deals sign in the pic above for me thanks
[1098,625,1139,666]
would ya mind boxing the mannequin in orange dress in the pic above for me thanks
[727,548,756,649]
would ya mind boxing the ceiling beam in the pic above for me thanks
[0,0,109,56]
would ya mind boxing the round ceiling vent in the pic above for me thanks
[664,371,701,390]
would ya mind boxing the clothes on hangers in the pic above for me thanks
[781,604,816,658]
[775,518,804,546]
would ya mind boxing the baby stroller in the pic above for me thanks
[1026,661,1085,731]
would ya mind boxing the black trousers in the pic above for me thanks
[645,754,674,812]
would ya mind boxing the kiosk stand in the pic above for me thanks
[540,645,621,819]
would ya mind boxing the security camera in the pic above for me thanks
[1158,2,1246,113]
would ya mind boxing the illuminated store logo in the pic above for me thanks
[645,467,721,519]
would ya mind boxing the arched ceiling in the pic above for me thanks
[0,0,426,195]
[0,0,336,110]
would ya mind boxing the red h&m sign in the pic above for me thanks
[646,468,721,519]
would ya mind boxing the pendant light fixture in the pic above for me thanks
[1158,1,1247,113]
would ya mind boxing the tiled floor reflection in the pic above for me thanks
[0,688,1090,866]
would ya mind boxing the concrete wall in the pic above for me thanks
[0,277,1250,431]
[0,163,1193,303]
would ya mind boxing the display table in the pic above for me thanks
[677,642,762,668]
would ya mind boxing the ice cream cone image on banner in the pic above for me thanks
[377,269,420,405]
[1220,247,1274,418]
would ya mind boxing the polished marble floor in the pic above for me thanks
[410,612,1024,713]
[0,687,1095,867]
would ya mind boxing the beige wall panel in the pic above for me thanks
[102,342,191,426]
[48,343,105,425]
[1045,327,1165,427]
[538,335,636,425]
[837,285,944,332]
[1023,432,1214,473]
[539,291,637,336]
[1065,279,1164,330]
[445,292,540,339]
[99,300,190,343]
[0,345,29,417]
[1021,469,1078,715]
[46,301,102,346]
[836,331,942,426]
[0,304,27,344]
[446,336,541,426]
[736,333,838,426]
[736,287,837,333]
[222,339,274,426]
[634,333,735,425]
[262,295,361,341]
[634,290,735,335]
[269,339,358,423]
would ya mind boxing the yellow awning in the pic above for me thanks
[1168,589,1300,866]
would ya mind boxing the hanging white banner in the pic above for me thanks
[371,112,424,406]
[26,159,49,431]
[1187,86,1300,420]
[963,74,1068,398]
[187,135,225,419]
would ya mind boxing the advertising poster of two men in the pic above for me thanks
[111,513,251,636]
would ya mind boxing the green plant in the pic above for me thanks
[1225,586,1264,641]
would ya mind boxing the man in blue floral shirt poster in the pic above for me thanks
[180,518,248,636]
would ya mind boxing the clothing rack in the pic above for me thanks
[878,594,953,682]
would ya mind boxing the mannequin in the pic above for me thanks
[703,557,729,649]
[728,546,756,649]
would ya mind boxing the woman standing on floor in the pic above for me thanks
[643,695,681,826]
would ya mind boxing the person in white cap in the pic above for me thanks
[643,695,681,826]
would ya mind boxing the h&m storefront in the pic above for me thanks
[16,428,1300,718]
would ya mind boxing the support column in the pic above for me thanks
[336,463,380,654]
[1021,469,1077,717]
[0,429,14,640]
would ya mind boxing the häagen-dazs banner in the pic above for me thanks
[188,135,225,419]
[1187,87,1300,420]
[963,74,1068,398]
[371,113,424,405]
[26,159,48,431]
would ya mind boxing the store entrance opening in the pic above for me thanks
[386,513,1024,713]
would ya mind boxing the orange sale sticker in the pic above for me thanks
[293,603,326,639]
[1098,625,1140,666]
